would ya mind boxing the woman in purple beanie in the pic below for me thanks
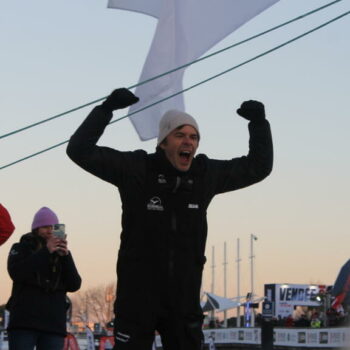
[6,207,81,350]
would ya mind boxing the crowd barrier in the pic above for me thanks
[155,327,350,348]
[2,328,349,349]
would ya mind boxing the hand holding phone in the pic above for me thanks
[52,224,68,256]
[53,224,66,240]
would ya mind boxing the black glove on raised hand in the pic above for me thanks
[101,88,139,112]
[236,100,265,123]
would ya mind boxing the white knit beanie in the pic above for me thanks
[157,109,200,145]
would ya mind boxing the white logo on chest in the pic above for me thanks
[147,196,164,211]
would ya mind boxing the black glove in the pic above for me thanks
[101,88,139,111]
[236,100,265,123]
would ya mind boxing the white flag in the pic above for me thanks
[86,326,95,350]
[108,0,161,18]
[108,0,279,141]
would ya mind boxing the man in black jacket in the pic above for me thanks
[7,207,81,350]
[67,88,273,350]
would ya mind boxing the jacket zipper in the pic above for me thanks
[169,176,180,277]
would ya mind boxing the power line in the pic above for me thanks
[0,0,342,141]
[1,9,349,171]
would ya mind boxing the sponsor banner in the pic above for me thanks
[262,301,274,318]
[203,328,259,344]
[156,328,260,345]
[265,284,324,318]
[265,284,276,302]
[154,327,350,348]
[274,328,350,348]
[276,302,294,318]
[278,284,319,305]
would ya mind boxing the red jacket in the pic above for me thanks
[0,204,15,245]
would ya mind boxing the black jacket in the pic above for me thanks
[67,106,273,320]
[7,233,81,336]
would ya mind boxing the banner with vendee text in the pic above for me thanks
[264,283,326,318]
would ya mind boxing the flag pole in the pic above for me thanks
[250,234,257,327]
[236,238,241,327]
[223,241,228,327]
[211,246,216,322]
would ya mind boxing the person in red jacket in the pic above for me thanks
[0,203,15,246]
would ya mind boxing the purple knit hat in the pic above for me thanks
[31,207,59,230]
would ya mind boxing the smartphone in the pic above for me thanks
[53,224,66,239]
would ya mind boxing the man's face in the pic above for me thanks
[37,225,53,240]
[160,125,199,172]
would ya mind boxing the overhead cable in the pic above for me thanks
[1,9,349,171]
[0,0,342,141]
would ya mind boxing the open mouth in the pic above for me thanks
[179,151,191,161]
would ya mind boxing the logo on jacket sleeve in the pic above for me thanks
[115,331,130,343]
[147,197,164,211]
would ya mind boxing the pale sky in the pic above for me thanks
[1,0,349,308]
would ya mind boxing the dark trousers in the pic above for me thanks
[113,313,204,350]
[261,321,274,350]
[8,329,64,350]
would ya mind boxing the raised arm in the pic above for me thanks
[66,88,139,184]
[209,100,273,194]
